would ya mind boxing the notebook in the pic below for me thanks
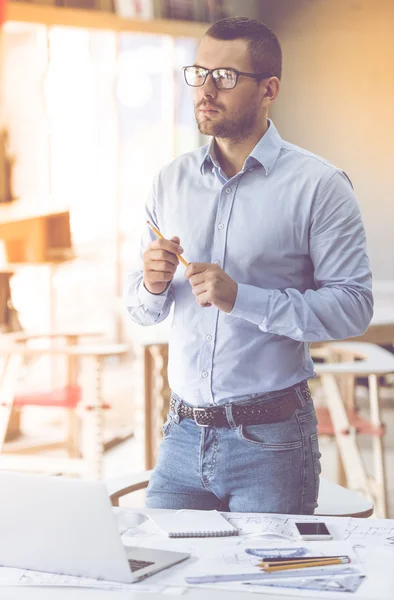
[148,510,239,538]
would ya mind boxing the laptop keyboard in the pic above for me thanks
[128,558,155,572]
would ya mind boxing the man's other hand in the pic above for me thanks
[185,262,238,313]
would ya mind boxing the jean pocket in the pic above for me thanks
[238,421,303,450]
[161,414,174,438]
[309,432,322,503]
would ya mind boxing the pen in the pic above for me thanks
[146,220,189,267]
[258,555,350,566]
[261,558,349,572]
[259,558,350,569]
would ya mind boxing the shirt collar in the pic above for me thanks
[200,119,283,176]
[200,138,220,174]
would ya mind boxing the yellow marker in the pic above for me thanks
[146,220,189,267]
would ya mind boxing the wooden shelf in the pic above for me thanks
[0,211,73,264]
[6,2,208,37]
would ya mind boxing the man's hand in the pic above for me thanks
[143,236,183,295]
[185,262,238,313]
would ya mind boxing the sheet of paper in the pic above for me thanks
[176,542,394,599]
[244,572,365,594]
[0,565,161,592]
[126,511,349,554]
[225,512,350,542]
[156,541,394,599]
[0,566,23,585]
[146,541,365,594]
[240,545,394,599]
[344,518,394,548]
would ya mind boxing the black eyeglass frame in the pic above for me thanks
[182,65,273,89]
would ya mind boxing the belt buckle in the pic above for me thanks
[193,407,211,427]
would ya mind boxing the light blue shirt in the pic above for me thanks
[126,120,373,406]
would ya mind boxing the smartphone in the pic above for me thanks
[294,522,333,541]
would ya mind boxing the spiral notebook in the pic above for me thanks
[149,510,239,538]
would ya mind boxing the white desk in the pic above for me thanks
[2,506,394,599]
[0,587,294,599]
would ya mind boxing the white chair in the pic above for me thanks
[106,471,374,518]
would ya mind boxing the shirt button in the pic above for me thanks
[218,223,224,230]
[214,260,221,266]
[248,167,254,172]
[205,334,212,342]
[201,371,208,378]
[225,187,232,194]
[212,167,215,173]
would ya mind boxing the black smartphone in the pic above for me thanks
[294,522,333,540]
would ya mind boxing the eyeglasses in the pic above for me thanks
[183,65,272,90]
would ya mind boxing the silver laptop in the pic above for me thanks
[0,471,189,583]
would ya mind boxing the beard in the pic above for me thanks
[195,104,259,143]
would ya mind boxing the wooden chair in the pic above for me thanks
[313,341,394,518]
[0,332,98,457]
[106,471,373,518]
[0,335,129,479]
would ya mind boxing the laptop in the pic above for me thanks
[0,471,190,583]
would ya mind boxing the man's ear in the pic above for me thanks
[262,77,280,107]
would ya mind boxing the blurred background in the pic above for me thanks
[0,0,393,516]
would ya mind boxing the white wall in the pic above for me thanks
[263,0,394,280]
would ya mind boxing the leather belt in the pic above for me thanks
[170,382,311,428]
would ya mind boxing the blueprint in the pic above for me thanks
[153,540,366,595]
[0,566,160,592]
[247,573,366,593]
[344,518,394,547]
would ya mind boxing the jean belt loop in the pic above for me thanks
[225,404,237,429]
[170,394,181,423]
[295,384,306,408]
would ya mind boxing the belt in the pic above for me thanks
[170,382,311,428]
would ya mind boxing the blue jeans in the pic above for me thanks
[146,383,321,514]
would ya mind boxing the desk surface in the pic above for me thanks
[0,587,293,599]
[3,507,394,598]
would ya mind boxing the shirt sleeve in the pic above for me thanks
[229,171,374,342]
[125,176,174,326]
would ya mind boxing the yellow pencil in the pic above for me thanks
[258,557,350,568]
[146,220,189,267]
[262,558,345,572]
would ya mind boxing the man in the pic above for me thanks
[126,17,373,513]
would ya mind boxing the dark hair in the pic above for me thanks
[205,17,282,80]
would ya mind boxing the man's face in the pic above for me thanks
[193,36,265,142]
